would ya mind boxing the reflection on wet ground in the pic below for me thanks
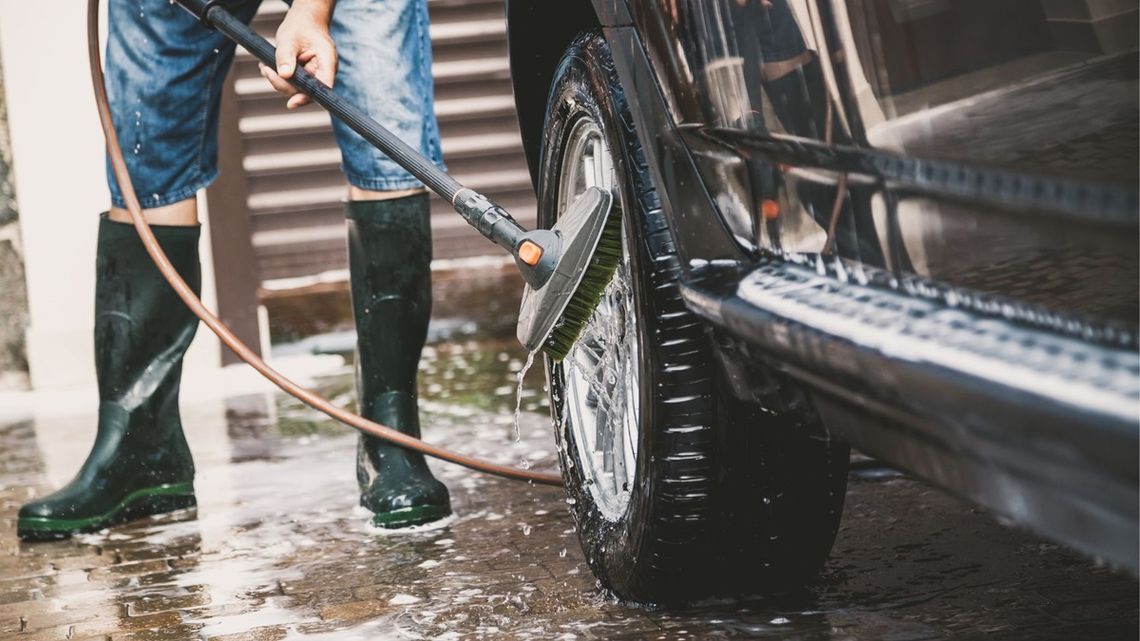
[2,271,1136,640]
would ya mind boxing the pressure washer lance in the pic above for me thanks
[178,0,623,362]
[88,0,620,487]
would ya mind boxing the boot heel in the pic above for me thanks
[125,492,197,521]
[119,484,197,524]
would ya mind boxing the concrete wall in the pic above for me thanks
[0,0,221,390]
[0,48,29,390]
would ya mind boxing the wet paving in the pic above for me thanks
[1,270,1136,640]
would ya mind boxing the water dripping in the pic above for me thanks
[512,350,537,442]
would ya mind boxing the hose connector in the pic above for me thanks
[453,189,560,288]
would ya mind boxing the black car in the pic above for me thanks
[505,0,1139,602]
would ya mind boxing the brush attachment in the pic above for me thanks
[541,205,622,360]
[517,187,622,361]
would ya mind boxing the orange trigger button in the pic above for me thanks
[518,240,543,266]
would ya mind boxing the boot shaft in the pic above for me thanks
[94,216,200,441]
[346,194,433,418]
[345,195,452,525]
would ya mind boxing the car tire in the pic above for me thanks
[538,31,849,603]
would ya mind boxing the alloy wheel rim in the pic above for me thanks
[555,117,641,521]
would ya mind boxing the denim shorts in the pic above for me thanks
[730,0,808,64]
[105,0,446,208]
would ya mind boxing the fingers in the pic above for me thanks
[267,20,338,110]
[261,60,320,110]
[259,63,309,110]
[288,53,320,109]
[308,38,338,90]
[285,44,337,109]
[288,54,311,109]
[275,36,298,79]
[259,63,297,96]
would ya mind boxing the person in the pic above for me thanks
[17,0,451,539]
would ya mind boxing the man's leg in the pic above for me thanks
[345,186,449,529]
[331,0,451,528]
[18,0,259,540]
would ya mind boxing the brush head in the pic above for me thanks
[517,187,621,361]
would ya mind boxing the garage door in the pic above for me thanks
[225,0,536,283]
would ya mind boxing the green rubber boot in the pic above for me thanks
[18,217,200,541]
[348,193,451,529]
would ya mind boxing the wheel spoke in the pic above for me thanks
[555,117,640,521]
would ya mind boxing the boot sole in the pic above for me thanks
[17,482,196,541]
[371,504,452,529]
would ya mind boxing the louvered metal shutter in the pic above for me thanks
[230,0,535,283]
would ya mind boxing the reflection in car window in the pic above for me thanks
[843,0,1139,185]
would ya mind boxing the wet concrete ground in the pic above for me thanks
[1,270,1136,640]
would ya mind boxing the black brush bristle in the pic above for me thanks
[542,203,624,361]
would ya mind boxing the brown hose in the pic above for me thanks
[87,0,563,487]
[821,97,847,255]
[821,172,848,255]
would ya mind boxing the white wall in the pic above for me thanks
[0,0,221,390]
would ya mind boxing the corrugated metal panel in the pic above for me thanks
[231,0,534,282]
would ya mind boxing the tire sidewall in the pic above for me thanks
[538,33,714,600]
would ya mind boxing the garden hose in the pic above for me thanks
[86,0,563,487]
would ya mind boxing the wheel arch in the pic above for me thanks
[506,0,618,189]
